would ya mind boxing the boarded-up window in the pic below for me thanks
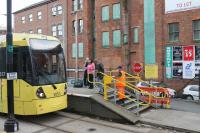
[113,3,121,20]
[113,30,121,47]
[102,6,109,21]
[102,32,109,48]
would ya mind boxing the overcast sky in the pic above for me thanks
[0,0,43,27]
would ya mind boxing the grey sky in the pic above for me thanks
[0,0,43,27]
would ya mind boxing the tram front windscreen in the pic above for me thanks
[29,39,66,85]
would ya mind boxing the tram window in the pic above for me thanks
[0,48,6,78]
[22,52,33,84]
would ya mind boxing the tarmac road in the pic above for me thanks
[170,98,200,113]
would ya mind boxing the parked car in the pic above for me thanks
[136,81,176,98]
[151,82,176,98]
[182,85,199,100]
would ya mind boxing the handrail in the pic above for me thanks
[88,71,170,108]
[107,70,170,108]
[88,72,153,106]
[107,70,169,98]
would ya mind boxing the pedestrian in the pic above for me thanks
[87,59,95,89]
[115,66,126,104]
[94,59,104,94]
[83,57,89,87]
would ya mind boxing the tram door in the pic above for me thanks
[0,79,2,112]
[13,49,20,97]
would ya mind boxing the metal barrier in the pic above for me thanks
[87,71,171,109]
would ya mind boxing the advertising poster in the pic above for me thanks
[195,45,200,60]
[145,64,158,79]
[165,0,200,13]
[173,46,182,61]
[183,45,195,61]
[173,62,183,77]
[195,61,200,78]
[165,46,172,79]
[183,61,195,79]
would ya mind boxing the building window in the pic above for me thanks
[37,28,42,34]
[102,32,109,48]
[72,0,83,11]
[78,42,84,57]
[57,5,63,15]
[102,6,109,22]
[72,0,78,11]
[193,20,200,41]
[52,5,62,16]
[57,24,63,36]
[113,30,121,47]
[78,0,83,10]
[113,3,121,20]
[133,27,139,43]
[21,16,25,23]
[72,43,84,58]
[78,19,83,33]
[29,30,33,34]
[52,25,57,36]
[72,20,77,34]
[28,14,33,22]
[168,23,179,42]
[52,6,57,16]
[37,11,42,20]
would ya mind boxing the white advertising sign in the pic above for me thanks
[183,61,195,79]
[165,0,200,13]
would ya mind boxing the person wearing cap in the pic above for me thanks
[115,66,126,104]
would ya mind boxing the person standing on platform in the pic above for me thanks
[94,59,104,94]
[83,57,89,87]
[87,59,95,89]
[115,66,126,104]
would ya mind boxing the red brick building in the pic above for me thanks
[14,0,200,90]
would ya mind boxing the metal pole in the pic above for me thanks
[75,12,78,80]
[63,0,67,64]
[4,0,19,132]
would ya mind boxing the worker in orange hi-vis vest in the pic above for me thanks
[115,66,126,104]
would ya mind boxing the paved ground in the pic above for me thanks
[0,112,178,133]
[140,109,200,133]
[68,87,200,132]
[171,98,200,113]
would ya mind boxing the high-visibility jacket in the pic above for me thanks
[116,71,126,87]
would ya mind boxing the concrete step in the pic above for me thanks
[126,103,139,110]
[132,105,151,114]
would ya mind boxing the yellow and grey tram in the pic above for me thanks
[0,33,67,115]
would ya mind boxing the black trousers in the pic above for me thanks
[88,74,94,89]
[83,70,88,86]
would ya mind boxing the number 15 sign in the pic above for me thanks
[183,45,195,61]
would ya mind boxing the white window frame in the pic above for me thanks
[37,11,42,20]
[21,16,25,23]
[79,19,83,33]
[37,28,42,34]
[57,24,63,36]
[57,5,63,15]
[28,14,33,22]
[52,25,57,36]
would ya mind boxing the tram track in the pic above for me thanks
[20,111,140,133]
[1,111,181,133]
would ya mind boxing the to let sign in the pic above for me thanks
[183,46,195,61]
[132,63,142,73]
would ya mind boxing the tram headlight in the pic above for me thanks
[36,87,46,98]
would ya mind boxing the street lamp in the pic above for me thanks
[75,11,78,80]
[4,0,19,132]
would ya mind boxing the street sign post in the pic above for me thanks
[4,0,19,132]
